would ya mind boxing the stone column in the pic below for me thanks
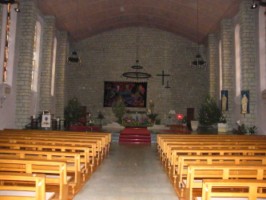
[55,31,68,118]
[208,33,219,99]
[39,16,55,112]
[15,0,36,128]
[221,19,234,127]
[239,0,258,126]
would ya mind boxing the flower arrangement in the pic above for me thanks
[219,115,227,123]
[122,115,152,127]
[147,113,158,123]
[233,120,257,135]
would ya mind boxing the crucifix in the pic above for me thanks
[156,70,170,85]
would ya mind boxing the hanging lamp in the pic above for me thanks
[122,27,151,79]
[191,0,207,68]
[67,0,81,64]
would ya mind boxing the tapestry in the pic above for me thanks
[103,81,147,107]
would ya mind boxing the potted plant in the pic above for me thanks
[233,120,247,135]
[190,118,199,131]
[217,115,228,133]
[198,96,222,128]
[112,98,126,124]
[247,125,257,135]
[64,97,83,128]
[182,116,187,127]
[147,113,158,124]
[97,111,104,126]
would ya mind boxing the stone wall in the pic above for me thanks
[54,31,68,118]
[220,19,235,128]
[208,33,219,99]
[39,16,55,112]
[65,27,209,123]
[239,0,258,126]
[15,0,36,128]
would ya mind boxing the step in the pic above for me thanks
[119,141,151,144]
[119,135,151,138]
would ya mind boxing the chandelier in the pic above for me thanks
[67,51,81,63]
[191,0,207,68]
[122,59,151,79]
[122,27,152,79]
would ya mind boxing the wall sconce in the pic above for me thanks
[250,0,266,9]
[0,0,20,12]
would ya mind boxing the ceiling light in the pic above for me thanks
[122,28,151,80]
[122,60,151,79]
[191,0,207,68]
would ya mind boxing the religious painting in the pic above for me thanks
[103,81,147,107]
[221,90,228,111]
[241,90,249,114]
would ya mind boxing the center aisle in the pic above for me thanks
[74,143,178,200]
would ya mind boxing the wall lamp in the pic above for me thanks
[251,0,266,9]
[0,0,20,12]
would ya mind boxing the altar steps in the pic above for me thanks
[119,128,151,144]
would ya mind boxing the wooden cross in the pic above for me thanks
[156,70,170,85]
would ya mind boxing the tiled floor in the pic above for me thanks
[74,143,178,200]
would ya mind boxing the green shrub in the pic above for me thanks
[198,96,222,126]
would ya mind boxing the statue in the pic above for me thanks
[149,100,154,114]
[221,93,227,111]
[241,94,248,114]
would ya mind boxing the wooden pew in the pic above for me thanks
[0,131,111,162]
[200,179,266,200]
[1,129,112,153]
[175,155,266,187]
[163,143,266,170]
[158,137,266,165]
[167,146,266,177]
[157,134,266,153]
[0,137,102,166]
[0,172,55,200]
[0,149,83,193]
[183,164,266,200]
[0,142,95,174]
[170,149,266,176]
[0,158,69,200]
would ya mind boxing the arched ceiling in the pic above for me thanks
[37,0,242,43]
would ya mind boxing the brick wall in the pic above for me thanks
[220,19,235,128]
[15,0,36,128]
[208,33,220,99]
[54,31,68,118]
[39,16,55,112]
[65,27,209,122]
[239,0,258,126]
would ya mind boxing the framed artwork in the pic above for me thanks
[103,81,147,107]
[241,90,249,114]
[221,90,228,111]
